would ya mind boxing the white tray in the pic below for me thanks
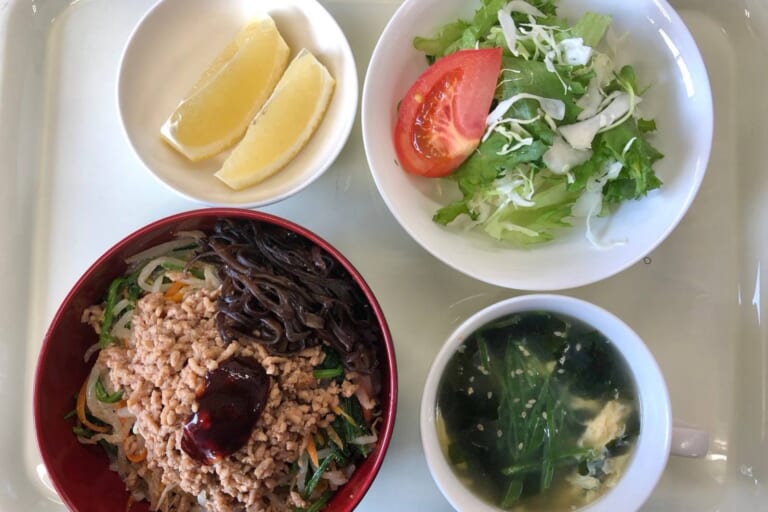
[0,0,766,510]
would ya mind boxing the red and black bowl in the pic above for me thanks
[34,208,397,512]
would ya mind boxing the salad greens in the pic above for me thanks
[416,0,663,246]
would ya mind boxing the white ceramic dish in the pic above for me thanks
[362,0,713,291]
[421,294,671,512]
[2,0,768,510]
[118,0,358,208]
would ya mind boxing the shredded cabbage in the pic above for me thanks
[558,92,635,150]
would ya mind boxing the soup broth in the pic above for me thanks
[436,311,639,511]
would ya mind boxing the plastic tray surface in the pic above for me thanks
[0,0,766,510]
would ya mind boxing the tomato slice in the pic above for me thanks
[394,48,503,178]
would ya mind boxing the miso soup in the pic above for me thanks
[436,311,639,511]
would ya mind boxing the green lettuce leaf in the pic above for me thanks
[600,120,663,203]
[605,65,642,96]
[485,202,573,245]
[637,118,657,133]
[500,57,587,123]
[434,139,580,245]
[567,118,663,209]
[568,12,612,47]
[413,19,471,58]
[434,130,549,226]
[482,178,578,245]
[458,134,548,194]
[414,0,560,58]
[413,0,507,58]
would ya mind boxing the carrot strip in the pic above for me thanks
[124,439,147,463]
[362,405,373,424]
[126,448,147,463]
[307,435,319,468]
[333,405,358,429]
[77,379,110,433]
[164,281,185,301]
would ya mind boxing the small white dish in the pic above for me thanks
[420,294,673,512]
[362,0,713,290]
[118,0,358,208]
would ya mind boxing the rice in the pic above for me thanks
[96,288,357,511]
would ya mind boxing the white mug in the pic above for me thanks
[420,294,708,512]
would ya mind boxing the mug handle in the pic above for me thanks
[671,424,709,458]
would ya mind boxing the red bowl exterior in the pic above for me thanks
[34,208,398,512]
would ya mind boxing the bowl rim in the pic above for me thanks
[33,207,397,512]
[116,0,359,208]
[361,0,714,291]
[419,293,672,512]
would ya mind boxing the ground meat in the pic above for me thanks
[97,288,356,511]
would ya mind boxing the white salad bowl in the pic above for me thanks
[118,0,358,208]
[362,0,712,290]
[420,294,673,512]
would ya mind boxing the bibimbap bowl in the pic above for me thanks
[34,208,397,512]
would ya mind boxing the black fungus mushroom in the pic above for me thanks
[195,219,381,376]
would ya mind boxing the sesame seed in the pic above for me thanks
[516,369,524,375]
[487,392,493,399]
[542,412,548,420]
[469,376,475,382]
[521,412,527,418]
[518,442,524,450]
[575,343,582,351]
[525,403,533,409]
[497,430,503,438]
[468,387,474,395]
[477,424,485,431]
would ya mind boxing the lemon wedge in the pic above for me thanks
[215,49,335,190]
[160,17,290,161]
